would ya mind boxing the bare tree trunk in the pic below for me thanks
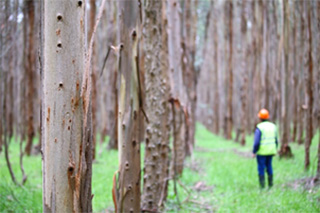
[240,0,247,146]
[292,2,298,142]
[42,1,93,211]
[115,1,141,212]
[167,0,187,176]
[304,1,314,170]
[297,1,305,145]
[181,0,198,156]
[89,0,97,160]
[24,0,35,156]
[213,2,220,135]
[279,0,293,158]
[226,0,233,140]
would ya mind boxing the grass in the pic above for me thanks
[0,125,319,212]
[166,124,320,212]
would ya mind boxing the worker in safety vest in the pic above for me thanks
[253,109,278,189]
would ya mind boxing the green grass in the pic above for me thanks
[165,124,320,212]
[1,125,320,212]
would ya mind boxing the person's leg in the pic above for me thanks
[257,155,266,188]
[266,156,273,188]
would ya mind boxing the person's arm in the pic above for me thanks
[253,128,261,154]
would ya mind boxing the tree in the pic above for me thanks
[141,1,171,211]
[24,0,36,156]
[304,0,314,170]
[279,0,293,158]
[42,0,93,211]
[224,0,233,140]
[114,1,141,212]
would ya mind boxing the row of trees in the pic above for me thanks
[1,0,320,211]
[0,0,201,211]
[197,0,320,173]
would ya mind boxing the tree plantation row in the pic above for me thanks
[0,0,319,212]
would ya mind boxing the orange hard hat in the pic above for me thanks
[258,109,269,119]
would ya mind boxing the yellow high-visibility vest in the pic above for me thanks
[256,121,277,156]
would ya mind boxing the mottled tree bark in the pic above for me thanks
[42,1,93,212]
[141,1,171,211]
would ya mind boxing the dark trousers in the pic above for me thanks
[256,155,273,176]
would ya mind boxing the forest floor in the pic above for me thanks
[0,124,320,212]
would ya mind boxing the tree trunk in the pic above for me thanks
[116,1,141,212]
[279,0,293,158]
[24,0,36,156]
[213,2,220,135]
[304,1,314,170]
[181,0,198,156]
[89,0,97,160]
[226,0,233,140]
[141,1,171,210]
[240,0,247,146]
[42,1,93,212]
[167,0,187,176]
[292,2,298,142]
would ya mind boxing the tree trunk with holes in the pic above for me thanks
[115,1,141,212]
[42,1,93,212]
[141,1,171,211]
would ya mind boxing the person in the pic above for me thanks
[252,109,278,189]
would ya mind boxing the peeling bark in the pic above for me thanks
[116,1,141,212]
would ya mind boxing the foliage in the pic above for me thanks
[1,125,319,212]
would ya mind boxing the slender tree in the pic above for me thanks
[24,0,36,156]
[167,0,187,176]
[279,0,293,158]
[304,0,314,170]
[225,0,233,140]
[115,1,141,212]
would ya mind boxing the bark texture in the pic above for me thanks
[141,1,171,211]
[42,1,93,212]
[116,1,141,212]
